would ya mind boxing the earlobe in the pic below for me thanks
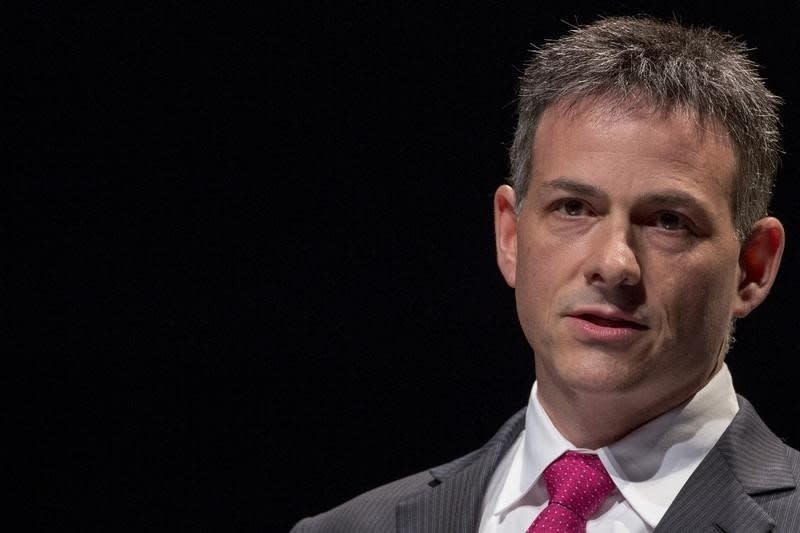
[733,217,785,318]
[494,185,519,288]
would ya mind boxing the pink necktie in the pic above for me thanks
[527,451,615,533]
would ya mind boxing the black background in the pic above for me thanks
[21,1,800,530]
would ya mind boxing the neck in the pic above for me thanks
[535,367,721,449]
[536,388,667,449]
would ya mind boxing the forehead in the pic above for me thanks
[530,97,737,199]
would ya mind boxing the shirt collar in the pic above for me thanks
[493,364,739,527]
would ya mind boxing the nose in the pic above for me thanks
[585,223,642,288]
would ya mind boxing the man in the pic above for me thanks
[293,16,800,532]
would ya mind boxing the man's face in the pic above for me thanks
[499,100,747,411]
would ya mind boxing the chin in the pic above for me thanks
[562,371,637,395]
[545,349,651,396]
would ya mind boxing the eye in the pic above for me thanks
[556,198,591,217]
[654,211,688,231]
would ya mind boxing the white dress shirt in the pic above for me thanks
[479,365,739,532]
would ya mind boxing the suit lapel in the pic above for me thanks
[395,410,526,533]
[654,446,775,532]
[655,396,795,532]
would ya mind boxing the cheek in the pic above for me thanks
[658,256,738,338]
[516,237,566,299]
[514,237,582,332]
[514,246,548,325]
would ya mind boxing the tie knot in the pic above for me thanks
[542,451,615,520]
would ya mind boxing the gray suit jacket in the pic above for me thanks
[292,396,800,532]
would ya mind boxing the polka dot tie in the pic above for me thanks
[526,451,615,533]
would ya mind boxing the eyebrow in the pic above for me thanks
[541,177,607,199]
[636,191,706,211]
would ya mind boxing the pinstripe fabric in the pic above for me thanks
[291,396,800,532]
[396,411,526,532]
[290,470,433,533]
[291,410,525,532]
[655,396,800,532]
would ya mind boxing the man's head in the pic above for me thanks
[493,16,785,446]
[509,16,782,241]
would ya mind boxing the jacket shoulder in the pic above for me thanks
[290,469,433,532]
[290,409,526,532]
[726,396,800,529]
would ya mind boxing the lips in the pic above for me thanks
[573,313,648,330]
[565,312,648,344]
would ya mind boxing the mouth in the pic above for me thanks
[572,314,648,330]
[564,311,649,343]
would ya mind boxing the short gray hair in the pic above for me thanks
[509,16,782,240]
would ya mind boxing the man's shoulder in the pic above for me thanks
[290,469,434,533]
[748,414,800,523]
[782,443,800,483]
[722,396,800,479]
[670,394,800,530]
[290,409,527,532]
[741,410,800,529]
[726,395,800,467]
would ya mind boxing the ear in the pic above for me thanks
[732,216,785,318]
[494,185,519,288]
